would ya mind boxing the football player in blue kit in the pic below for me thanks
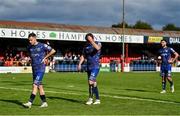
[78,33,102,105]
[23,33,56,108]
[158,39,179,93]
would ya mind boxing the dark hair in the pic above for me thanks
[85,33,94,40]
[161,39,167,43]
[28,33,36,38]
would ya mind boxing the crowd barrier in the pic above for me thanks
[130,60,156,71]
[54,60,86,72]
[1,59,180,73]
[54,60,157,72]
[54,60,121,72]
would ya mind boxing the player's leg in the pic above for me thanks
[92,81,100,105]
[160,68,166,93]
[87,71,93,98]
[167,77,174,93]
[30,84,38,101]
[161,76,166,93]
[89,69,100,105]
[39,85,48,107]
[34,72,48,107]
[86,71,93,105]
[23,73,38,108]
[39,85,46,102]
[166,68,174,93]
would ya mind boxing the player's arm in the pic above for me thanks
[42,49,56,63]
[45,49,56,59]
[87,36,101,50]
[78,55,85,71]
[171,52,179,63]
[169,48,179,63]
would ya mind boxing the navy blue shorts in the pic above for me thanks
[32,72,45,86]
[160,65,172,77]
[32,65,45,86]
[87,69,100,81]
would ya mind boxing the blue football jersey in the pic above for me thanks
[83,41,101,70]
[28,42,52,67]
[158,47,175,66]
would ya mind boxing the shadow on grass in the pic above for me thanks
[47,96,85,104]
[0,99,42,108]
[46,86,87,93]
[124,88,156,92]
[0,99,24,107]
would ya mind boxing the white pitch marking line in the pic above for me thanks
[0,86,179,105]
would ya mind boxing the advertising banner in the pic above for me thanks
[144,36,169,44]
[0,28,144,43]
[0,66,49,73]
[169,37,180,44]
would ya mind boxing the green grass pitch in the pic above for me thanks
[0,72,180,115]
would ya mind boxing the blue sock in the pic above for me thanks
[29,93,36,103]
[93,86,100,100]
[89,84,93,98]
[162,82,166,90]
[169,80,174,87]
[40,95,46,102]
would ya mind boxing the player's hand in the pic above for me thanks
[77,64,81,71]
[87,36,94,43]
[168,58,174,64]
[41,58,46,64]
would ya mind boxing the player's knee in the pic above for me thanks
[33,80,42,87]
[167,74,171,78]
[89,80,97,86]
[32,84,38,94]
[33,83,38,88]
[38,85,44,90]
[93,82,97,87]
[89,80,94,85]
[89,75,96,83]
[167,77,172,80]
[162,76,166,80]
